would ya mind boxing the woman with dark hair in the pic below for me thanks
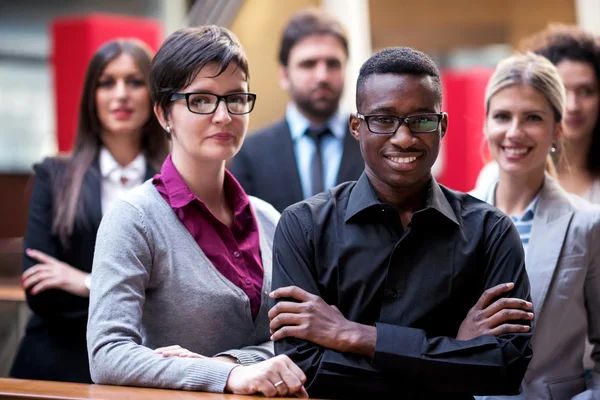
[87,26,307,397]
[11,39,169,383]
[522,24,600,202]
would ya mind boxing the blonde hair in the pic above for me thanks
[484,52,566,176]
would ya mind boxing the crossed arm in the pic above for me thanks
[270,282,533,353]
[269,210,534,397]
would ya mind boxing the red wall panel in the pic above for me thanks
[437,68,493,192]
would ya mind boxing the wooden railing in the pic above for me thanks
[0,378,294,399]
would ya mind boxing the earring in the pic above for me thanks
[551,143,557,153]
[165,125,171,133]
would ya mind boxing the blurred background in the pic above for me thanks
[2,0,597,172]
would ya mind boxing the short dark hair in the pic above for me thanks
[356,47,442,110]
[279,7,348,66]
[521,24,600,73]
[522,24,600,177]
[150,26,249,124]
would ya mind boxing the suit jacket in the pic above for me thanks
[11,157,156,383]
[471,176,600,400]
[230,119,364,212]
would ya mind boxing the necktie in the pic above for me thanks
[306,127,331,196]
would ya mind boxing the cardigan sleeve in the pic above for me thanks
[215,341,274,365]
[87,199,237,392]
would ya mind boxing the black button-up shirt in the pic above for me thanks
[273,173,533,399]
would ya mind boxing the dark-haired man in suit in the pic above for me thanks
[230,7,363,212]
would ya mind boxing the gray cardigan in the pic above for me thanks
[87,180,280,392]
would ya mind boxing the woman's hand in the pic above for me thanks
[457,282,533,340]
[21,249,89,297]
[225,354,308,398]
[154,345,206,358]
[154,345,239,363]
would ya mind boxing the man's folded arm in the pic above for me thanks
[272,209,533,395]
[371,215,533,394]
[272,210,393,395]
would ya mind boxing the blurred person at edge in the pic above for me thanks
[471,52,600,399]
[230,7,363,212]
[10,38,169,383]
[475,24,600,382]
[86,26,307,398]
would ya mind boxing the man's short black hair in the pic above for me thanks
[356,47,442,110]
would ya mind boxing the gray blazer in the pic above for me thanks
[471,176,600,400]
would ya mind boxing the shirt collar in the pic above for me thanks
[285,103,346,141]
[517,197,538,222]
[345,172,459,225]
[157,155,196,208]
[157,154,250,214]
[99,147,146,181]
[487,181,541,222]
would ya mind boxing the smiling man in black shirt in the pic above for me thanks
[268,47,533,399]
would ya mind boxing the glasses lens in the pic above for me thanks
[227,94,254,114]
[407,115,440,132]
[187,93,219,114]
[367,116,399,134]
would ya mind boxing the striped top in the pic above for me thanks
[485,183,540,255]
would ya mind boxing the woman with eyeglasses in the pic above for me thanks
[471,52,600,399]
[10,38,169,383]
[87,26,307,397]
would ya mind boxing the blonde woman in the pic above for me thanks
[471,52,600,399]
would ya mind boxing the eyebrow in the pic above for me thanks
[184,87,248,94]
[570,82,599,90]
[368,106,435,114]
[99,72,144,79]
[491,108,550,115]
[299,56,342,63]
[525,109,549,114]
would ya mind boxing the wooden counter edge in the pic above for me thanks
[0,378,303,399]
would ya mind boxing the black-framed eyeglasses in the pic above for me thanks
[357,113,443,134]
[170,92,257,115]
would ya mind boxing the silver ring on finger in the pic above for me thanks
[274,380,285,388]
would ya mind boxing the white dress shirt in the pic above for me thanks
[285,103,348,199]
[99,147,146,215]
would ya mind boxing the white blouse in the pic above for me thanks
[99,147,146,215]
